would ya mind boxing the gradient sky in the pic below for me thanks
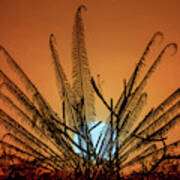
[0,0,180,143]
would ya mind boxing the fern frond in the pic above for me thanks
[114,32,163,114]
[117,109,154,156]
[118,113,180,164]
[0,91,75,156]
[136,88,180,133]
[0,45,58,123]
[120,89,179,154]
[131,43,177,104]
[1,133,64,170]
[148,114,180,139]
[140,101,180,137]
[0,109,63,158]
[0,141,58,170]
[119,93,147,142]
[0,140,36,161]
[1,133,46,159]
[49,34,77,127]
[121,139,180,173]
[72,5,95,123]
[117,43,177,130]
[121,144,157,169]
[0,71,43,125]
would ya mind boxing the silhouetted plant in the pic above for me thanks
[0,4,179,179]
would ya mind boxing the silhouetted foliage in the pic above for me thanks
[0,4,179,180]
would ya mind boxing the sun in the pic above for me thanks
[73,121,117,160]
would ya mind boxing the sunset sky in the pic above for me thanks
[0,0,180,143]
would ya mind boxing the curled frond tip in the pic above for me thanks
[153,31,164,44]
[164,43,178,56]
[77,5,87,13]
[49,33,57,44]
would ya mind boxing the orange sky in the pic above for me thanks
[0,0,180,143]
